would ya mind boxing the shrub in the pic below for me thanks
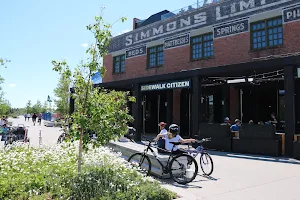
[0,143,176,200]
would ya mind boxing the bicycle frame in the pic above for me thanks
[185,145,205,159]
[142,141,178,174]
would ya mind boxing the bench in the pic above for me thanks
[232,124,281,157]
[198,123,231,152]
[108,141,187,178]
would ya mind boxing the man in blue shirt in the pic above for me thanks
[230,119,241,138]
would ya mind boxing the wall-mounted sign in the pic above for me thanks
[140,80,191,91]
[214,18,249,38]
[108,0,298,53]
[164,33,190,49]
[283,4,300,23]
[126,45,146,59]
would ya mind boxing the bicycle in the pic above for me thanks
[185,138,214,176]
[127,136,198,185]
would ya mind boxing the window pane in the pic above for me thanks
[114,62,120,73]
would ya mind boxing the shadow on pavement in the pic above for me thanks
[207,150,300,165]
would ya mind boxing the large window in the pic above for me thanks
[191,33,214,60]
[113,54,125,73]
[251,17,283,50]
[147,45,164,68]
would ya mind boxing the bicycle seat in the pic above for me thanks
[169,142,181,145]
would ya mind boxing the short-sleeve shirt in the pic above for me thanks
[163,133,182,151]
[230,124,239,132]
[160,129,167,135]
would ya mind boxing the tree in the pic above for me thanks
[42,101,48,113]
[0,58,11,115]
[26,100,32,113]
[53,65,71,116]
[32,100,43,113]
[52,13,132,174]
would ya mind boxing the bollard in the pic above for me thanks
[39,128,42,146]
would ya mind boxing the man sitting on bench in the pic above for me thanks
[154,124,196,154]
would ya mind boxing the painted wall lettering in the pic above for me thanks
[283,4,300,23]
[164,34,190,49]
[126,45,146,58]
[214,19,249,38]
[109,0,297,53]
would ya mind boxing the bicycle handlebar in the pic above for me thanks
[196,138,211,143]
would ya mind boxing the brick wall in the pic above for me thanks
[103,20,300,83]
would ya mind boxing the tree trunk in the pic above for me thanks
[77,128,84,174]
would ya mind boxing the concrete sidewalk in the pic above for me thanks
[161,151,300,200]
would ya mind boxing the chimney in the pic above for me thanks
[133,18,138,30]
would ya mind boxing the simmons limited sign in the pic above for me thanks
[109,0,297,52]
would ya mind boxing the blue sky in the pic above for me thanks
[0,0,199,108]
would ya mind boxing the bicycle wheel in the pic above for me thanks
[128,153,151,176]
[169,154,198,184]
[200,152,214,176]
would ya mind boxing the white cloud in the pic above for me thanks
[9,84,16,87]
[116,29,130,36]
[81,43,88,48]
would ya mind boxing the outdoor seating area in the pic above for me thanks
[197,123,283,157]
[198,123,231,152]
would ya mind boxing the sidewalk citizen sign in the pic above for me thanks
[108,0,298,53]
[140,80,191,91]
[91,71,102,84]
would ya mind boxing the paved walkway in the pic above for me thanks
[4,117,300,200]
[1,117,61,147]
[161,151,300,200]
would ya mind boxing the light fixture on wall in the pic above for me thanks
[227,78,253,84]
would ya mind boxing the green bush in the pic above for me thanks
[0,143,176,200]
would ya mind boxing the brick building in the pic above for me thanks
[99,0,300,157]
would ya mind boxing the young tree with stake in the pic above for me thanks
[52,13,133,174]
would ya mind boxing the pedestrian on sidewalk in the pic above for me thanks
[24,113,27,121]
[32,113,37,126]
[27,114,31,121]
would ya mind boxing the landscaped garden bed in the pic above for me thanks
[0,142,176,200]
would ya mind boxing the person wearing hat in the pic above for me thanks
[230,119,241,139]
[158,122,167,135]
[154,124,196,154]
[221,117,231,126]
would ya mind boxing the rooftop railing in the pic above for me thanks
[161,0,222,20]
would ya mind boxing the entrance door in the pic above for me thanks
[180,89,191,137]
[142,92,167,134]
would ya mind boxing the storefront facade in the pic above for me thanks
[98,0,300,157]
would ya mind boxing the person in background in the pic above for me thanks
[24,113,27,121]
[269,112,278,128]
[221,117,231,126]
[230,119,241,139]
[27,114,31,121]
[32,113,37,126]
[1,124,8,145]
[154,124,196,154]
[38,114,42,125]
[0,116,4,126]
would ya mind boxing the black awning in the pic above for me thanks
[96,55,300,89]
